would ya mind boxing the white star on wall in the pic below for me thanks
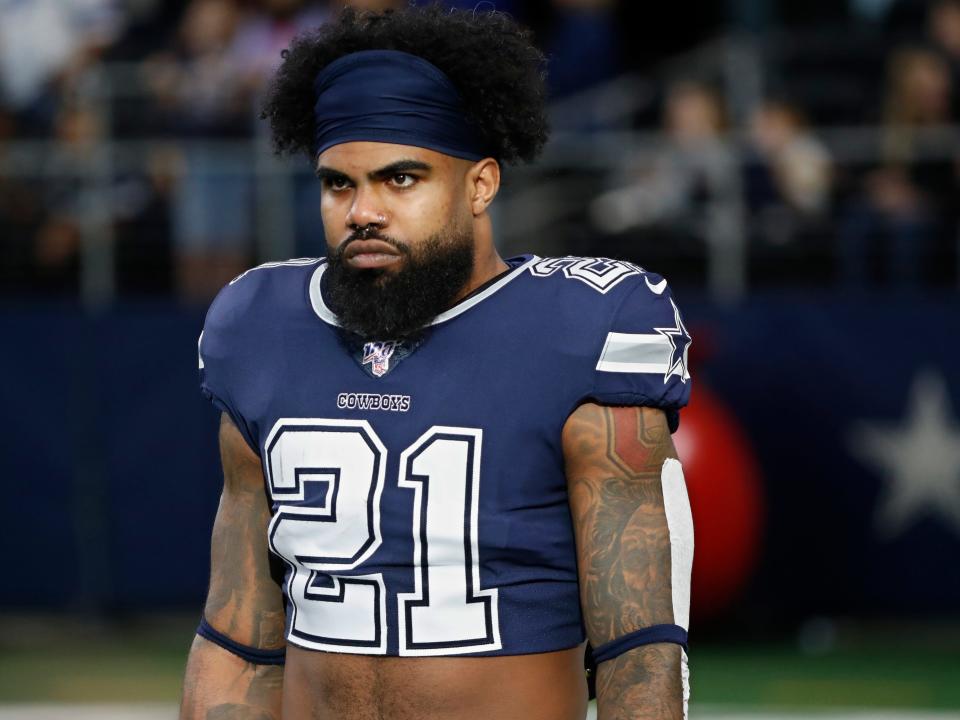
[848,369,960,539]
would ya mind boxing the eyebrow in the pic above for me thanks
[316,159,433,183]
[315,166,350,182]
[369,160,432,180]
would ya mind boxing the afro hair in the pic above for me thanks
[261,4,549,165]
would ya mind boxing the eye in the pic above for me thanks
[323,176,351,192]
[389,173,417,189]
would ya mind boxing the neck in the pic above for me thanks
[453,218,508,303]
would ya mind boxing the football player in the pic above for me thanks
[181,6,694,720]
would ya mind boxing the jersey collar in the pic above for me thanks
[309,254,538,329]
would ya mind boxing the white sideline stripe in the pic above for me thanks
[3,705,958,720]
[697,712,960,720]
[596,332,675,374]
[0,705,176,719]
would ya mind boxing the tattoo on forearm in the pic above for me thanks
[204,414,286,648]
[596,645,683,720]
[180,415,285,720]
[564,404,683,718]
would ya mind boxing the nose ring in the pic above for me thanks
[377,213,385,224]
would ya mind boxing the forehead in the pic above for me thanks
[316,141,461,174]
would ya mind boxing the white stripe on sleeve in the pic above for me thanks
[595,332,678,375]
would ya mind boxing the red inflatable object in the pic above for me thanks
[673,383,764,621]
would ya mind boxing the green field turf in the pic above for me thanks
[1,615,958,710]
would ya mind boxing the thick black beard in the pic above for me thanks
[324,227,475,342]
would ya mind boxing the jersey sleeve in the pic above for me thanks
[587,273,692,432]
[197,280,261,454]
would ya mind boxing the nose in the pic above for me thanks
[346,187,387,230]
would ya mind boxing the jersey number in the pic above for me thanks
[264,419,501,656]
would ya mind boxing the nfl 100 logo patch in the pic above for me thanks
[362,341,400,378]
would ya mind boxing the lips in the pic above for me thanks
[343,239,400,259]
[342,239,403,269]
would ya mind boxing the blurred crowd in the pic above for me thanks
[589,0,960,289]
[1,0,959,300]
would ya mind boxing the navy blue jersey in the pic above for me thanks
[198,255,691,657]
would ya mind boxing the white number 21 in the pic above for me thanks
[264,419,501,656]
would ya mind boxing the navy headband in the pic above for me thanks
[312,50,489,161]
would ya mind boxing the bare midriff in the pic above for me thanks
[281,643,589,720]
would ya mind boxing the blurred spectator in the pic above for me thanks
[928,0,960,114]
[0,110,47,293]
[882,46,953,143]
[745,99,833,247]
[0,0,125,132]
[235,0,331,261]
[587,81,737,285]
[17,101,106,295]
[929,0,960,54]
[144,0,250,136]
[231,0,328,86]
[113,147,179,296]
[104,0,193,62]
[590,81,737,234]
[143,0,255,301]
[749,100,832,216]
[140,0,379,301]
[839,47,958,288]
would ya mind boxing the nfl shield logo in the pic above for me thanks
[362,341,399,378]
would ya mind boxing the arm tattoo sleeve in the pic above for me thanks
[204,415,286,640]
[564,403,688,720]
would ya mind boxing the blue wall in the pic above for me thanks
[1,302,220,610]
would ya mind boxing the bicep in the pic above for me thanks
[562,402,682,643]
[204,412,285,648]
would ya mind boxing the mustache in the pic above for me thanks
[337,228,409,256]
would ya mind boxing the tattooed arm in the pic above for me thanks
[563,403,690,720]
[180,413,286,720]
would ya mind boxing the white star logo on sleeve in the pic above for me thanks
[848,369,960,539]
[654,299,692,384]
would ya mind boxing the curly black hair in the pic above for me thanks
[260,4,549,165]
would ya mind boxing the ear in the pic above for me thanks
[466,158,501,216]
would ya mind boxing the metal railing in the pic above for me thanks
[2,56,959,306]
